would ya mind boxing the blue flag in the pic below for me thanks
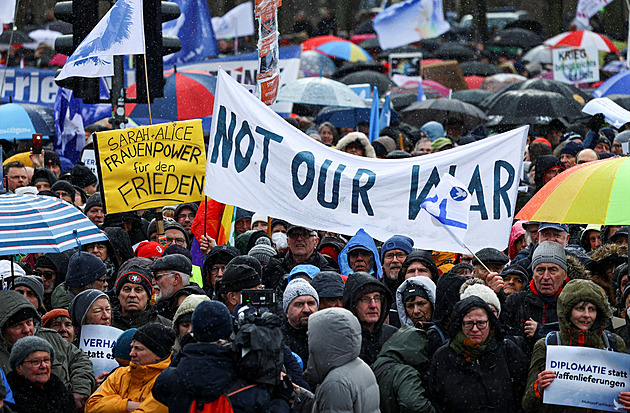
[368,86,379,142]
[379,94,391,131]
[54,87,86,164]
[417,80,427,101]
[163,0,219,66]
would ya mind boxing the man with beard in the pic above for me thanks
[380,235,414,299]
[282,279,319,368]
[149,254,193,320]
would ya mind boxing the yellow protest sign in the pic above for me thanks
[94,120,206,213]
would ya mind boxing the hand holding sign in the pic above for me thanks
[582,98,630,129]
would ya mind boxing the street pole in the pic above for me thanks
[110,55,126,130]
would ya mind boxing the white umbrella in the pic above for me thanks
[522,45,553,64]
[23,29,62,50]
[276,77,368,108]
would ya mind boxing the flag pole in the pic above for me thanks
[441,223,493,274]
[142,54,153,124]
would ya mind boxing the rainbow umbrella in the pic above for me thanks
[516,157,630,225]
[302,35,371,62]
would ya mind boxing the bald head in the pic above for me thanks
[576,149,598,165]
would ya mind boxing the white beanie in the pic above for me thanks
[460,278,501,315]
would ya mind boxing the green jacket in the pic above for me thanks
[51,281,73,309]
[523,279,628,413]
[0,290,95,396]
[372,325,436,413]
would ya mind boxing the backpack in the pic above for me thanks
[544,330,617,351]
[189,382,257,413]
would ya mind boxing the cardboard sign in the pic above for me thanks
[94,120,206,213]
[552,46,599,84]
[79,324,124,376]
[545,345,630,412]
[422,60,468,91]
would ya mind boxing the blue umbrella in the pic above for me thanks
[0,194,108,255]
[593,71,630,98]
[0,103,55,140]
[315,104,401,129]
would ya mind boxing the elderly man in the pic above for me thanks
[501,241,569,348]
[512,222,569,274]
[4,161,28,193]
[380,235,414,298]
[83,193,104,226]
[576,148,598,164]
[281,279,319,367]
[559,141,584,169]
[281,224,333,273]
[0,291,94,410]
[149,254,193,320]
[338,229,382,279]
[472,247,509,294]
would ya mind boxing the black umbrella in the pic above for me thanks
[339,70,396,95]
[419,38,443,52]
[485,90,585,126]
[359,37,381,50]
[479,78,592,111]
[492,28,543,50]
[451,90,492,107]
[401,98,488,129]
[44,21,73,35]
[0,30,34,45]
[504,19,544,36]
[606,94,630,111]
[459,61,502,77]
[391,94,418,111]
[433,43,476,61]
[355,20,375,35]
[332,61,387,79]
[378,45,423,59]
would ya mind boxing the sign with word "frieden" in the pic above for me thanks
[95,120,206,213]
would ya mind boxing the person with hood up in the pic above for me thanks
[335,131,377,158]
[580,224,602,253]
[342,272,397,365]
[428,296,529,413]
[372,325,436,413]
[337,228,383,279]
[533,155,565,193]
[293,307,380,413]
[201,245,241,298]
[396,276,436,328]
[398,250,439,284]
[523,279,630,412]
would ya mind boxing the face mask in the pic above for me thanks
[272,232,288,251]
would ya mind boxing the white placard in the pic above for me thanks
[552,46,599,84]
[79,324,124,376]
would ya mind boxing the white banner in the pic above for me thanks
[211,2,255,39]
[552,46,599,85]
[0,0,16,24]
[79,324,124,376]
[205,70,528,253]
[583,97,630,129]
[574,0,614,30]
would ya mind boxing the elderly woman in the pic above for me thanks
[396,276,436,328]
[68,289,111,344]
[41,309,75,344]
[523,279,630,412]
[318,122,338,146]
[111,265,171,330]
[6,336,76,413]
[429,296,529,412]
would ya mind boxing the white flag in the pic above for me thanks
[56,0,145,81]
[420,174,471,247]
[574,0,614,30]
[0,0,16,25]
[211,2,255,40]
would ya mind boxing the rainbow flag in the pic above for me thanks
[217,204,236,245]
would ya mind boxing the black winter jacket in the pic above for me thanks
[7,371,76,413]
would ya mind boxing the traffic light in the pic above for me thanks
[53,0,101,103]
[135,0,181,103]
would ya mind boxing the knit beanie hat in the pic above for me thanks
[460,278,501,315]
[65,252,107,288]
[283,279,319,313]
[9,336,55,370]
[115,265,154,296]
[135,241,164,259]
[560,141,584,158]
[68,289,109,327]
[248,242,277,265]
[31,168,58,187]
[51,180,75,199]
[112,328,137,360]
[41,309,71,328]
[83,192,103,215]
[532,240,567,272]
[380,235,414,262]
[217,264,261,293]
[11,276,45,307]
[311,271,345,298]
[192,300,233,343]
[132,323,175,359]
[235,208,254,224]
[44,150,61,168]
[70,164,97,188]
[173,294,210,329]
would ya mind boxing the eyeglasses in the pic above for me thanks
[154,272,176,281]
[34,269,56,280]
[462,320,488,331]
[166,237,186,246]
[288,232,315,240]
[94,276,108,283]
[177,213,195,220]
[358,295,382,305]
[384,252,407,260]
[210,265,226,275]
[22,357,51,368]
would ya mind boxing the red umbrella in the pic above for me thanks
[301,35,348,52]
[465,75,484,89]
[544,30,619,53]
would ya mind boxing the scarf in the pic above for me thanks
[450,330,493,362]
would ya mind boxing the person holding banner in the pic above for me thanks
[523,279,630,412]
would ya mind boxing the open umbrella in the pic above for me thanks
[332,61,387,79]
[492,28,543,50]
[339,70,396,95]
[359,37,381,50]
[516,157,630,225]
[480,73,526,93]
[276,77,368,108]
[504,18,544,36]
[300,51,336,78]
[592,71,630,98]
[0,194,108,255]
[485,89,584,127]
[606,94,630,111]
[0,29,34,46]
[522,45,553,64]
[315,105,401,129]
[23,29,62,49]
[126,68,216,128]
[302,35,372,62]
[389,79,451,100]
[465,75,485,89]
[452,89,491,107]
[433,43,475,61]
[401,99,488,129]
[544,30,619,53]
[459,61,501,77]
[0,103,55,140]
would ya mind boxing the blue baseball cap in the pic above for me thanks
[538,222,569,233]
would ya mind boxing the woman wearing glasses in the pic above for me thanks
[428,296,529,413]
[6,336,76,413]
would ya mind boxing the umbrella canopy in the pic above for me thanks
[389,79,451,101]
[0,103,55,140]
[492,28,544,49]
[0,29,34,45]
[544,30,619,53]
[480,73,526,93]
[465,75,485,89]
[339,70,396,95]
[516,158,630,225]
[504,18,544,36]
[359,37,381,50]
[0,194,108,255]
[459,61,501,77]
[377,45,426,59]
[485,89,584,126]
[522,45,553,64]
[433,43,476,61]
[602,60,629,74]
[401,99,488,129]
[480,78,591,110]
[302,35,372,62]
[332,61,387,79]
[276,77,368,108]
[592,71,630,98]
[315,105,401,129]
[606,94,630,111]
[452,89,492,107]
[126,69,216,125]
[300,51,337,78]
[23,29,62,48]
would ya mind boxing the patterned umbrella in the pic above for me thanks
[302,35,372,62]
[126,68,216,125]
[522,45,554,64]
[516,157,630,225]
[0,194,108,255]
[276,77,368,108]
[300,51,336,78]
[0,103,55,140]
[544,30,619,53]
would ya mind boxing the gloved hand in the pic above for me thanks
[587,113,605,132]
[272,374,295,403]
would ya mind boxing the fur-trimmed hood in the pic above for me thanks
[335,132,376,158]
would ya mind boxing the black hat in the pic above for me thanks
[499,264,529,285]
[66,252,107,288]
[31,168,58,187]
[132,323,175,360]
[225,255,262,280]
[270,218,288,232]
[162,244,193,262]
[311,271,345,298]
[44,151,61,168]
[50,180,75,199]
[235,207,254,223]
[149,254,192,275]
[84,192,103,215]
[11,276,44,308]
[286,223,315,235]
[217,264,261,293]
[115,265,154,296]
[192,300,233,342]
[472,248,509,267]
[70,163,97,189]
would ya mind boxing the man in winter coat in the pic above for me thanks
[380,235,414,300]
[0,290,94,410]
[280,224,334,273]
[337,229,383,279]
[281,279,319,368]
[343,272,397,365]
[293,307,380,412]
